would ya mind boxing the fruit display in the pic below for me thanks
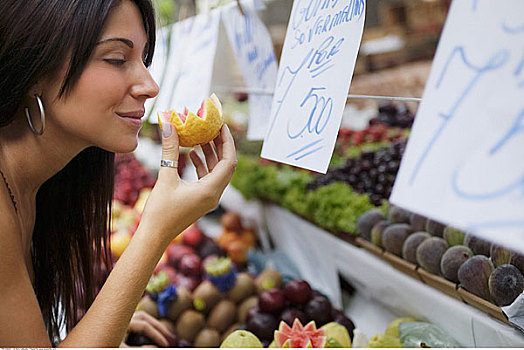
[368,102,415,129]
[113,153,156,206]
[357,205,524,313]
[159,93,224,147]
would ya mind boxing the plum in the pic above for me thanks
[304,295,333,326]
[458,255,494,301]
[283,280,313,305]
[178,253,202,278]
[489,264,524,306]
[258,289,286,314]
[402,231,430,264]
[357,209,385,240]
[440,245,473,283]
[416,237,448,275]
[382,223,413,256]
[246,311,278,340]
[280,308,308,326]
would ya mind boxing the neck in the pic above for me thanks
[0,112,88,201]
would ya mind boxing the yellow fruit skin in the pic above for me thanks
[366,334,402,348]
[220,330,263,348]
[321,322,352,348]
[165,97,223,147]
[385,317,417,338]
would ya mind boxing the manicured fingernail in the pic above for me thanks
[163,123,172,138]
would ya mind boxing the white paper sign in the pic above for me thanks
[222,0,278,140]
[261,0,365,173]
[169,10,220,113]
[391,1,524,252]
[147,18,195,123]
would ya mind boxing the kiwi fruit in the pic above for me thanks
[159,319,176,334]
[175,310,205,342]
[207,299,237,333]
[192,280,223,314]
[227,272,256,303]
[221,323,242,342]
[136,295,159,318]
[194,328,221,348]
[238,295,259,323]
[255,269,282,294]
[167,286,193,322]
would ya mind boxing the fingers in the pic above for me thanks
[201,143,218,171]
[189,150,207,179]
[158,115,180,180]
[128,311,173,348]
[202,125,237,190]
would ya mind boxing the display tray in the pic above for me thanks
[417,268,462,302]
[355,237,384,258]
[458,288,510,325]
[382,252,423,283]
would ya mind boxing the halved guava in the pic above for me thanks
[274,319,326,348]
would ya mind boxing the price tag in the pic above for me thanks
[391,1,524,251]
[222,0,278,140]
[261,0,365,173]
[169,10,221,113]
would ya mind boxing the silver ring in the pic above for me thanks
[160,159,178,168]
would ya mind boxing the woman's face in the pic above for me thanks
[41,0,159,153]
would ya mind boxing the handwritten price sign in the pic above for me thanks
[261,0,365,173]
[391,1,524,251]
[222,0,278,140]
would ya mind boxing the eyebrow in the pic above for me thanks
[96,38,134,48]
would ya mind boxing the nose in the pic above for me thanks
[130,63,159,100]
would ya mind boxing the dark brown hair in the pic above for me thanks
[0,0,156,343]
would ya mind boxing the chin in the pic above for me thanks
[103,137,139,154]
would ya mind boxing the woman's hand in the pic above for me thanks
[140,122,237,243]
[121,311,175,347]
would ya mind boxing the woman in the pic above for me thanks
[0,0,236,347]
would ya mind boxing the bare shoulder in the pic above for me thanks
[0,184,51,346]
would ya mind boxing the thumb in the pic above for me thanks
[158,115,180,178]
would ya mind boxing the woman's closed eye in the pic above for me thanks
[104,58,127,67]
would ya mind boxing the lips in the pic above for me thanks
[117,110,145,119]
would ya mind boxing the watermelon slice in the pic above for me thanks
[274,319,327,348]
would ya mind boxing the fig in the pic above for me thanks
[192,280,223,314]
[490,244,511,267]
[464,234,491,256]
[510,252,524,275]
[227,272,256,303]
[208,299,237,333]
[370,220,389,248]
[387,205,411,224]
[489,264,524,306]
[425,219,446,237]
[382,224,414,256]
[410,213,427,231]
[357,209,386,240]
[238,295,259,323]
[283,279,313,305]
[258,288,286,314]
[402,231,431,264]
[440,245,473,283]
[443,226,465,246]
[458,255,494,301]
[416,237,448,275]
[194,328,221,348]
[176,310,205,342]
[304,295,333,326]
[246,311,278,340]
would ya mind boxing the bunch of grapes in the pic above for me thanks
[369,102,415,129]
[308,139,407,206]
[113,153,156,206]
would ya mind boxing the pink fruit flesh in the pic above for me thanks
[197,101,204,118]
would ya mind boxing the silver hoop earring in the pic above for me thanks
[24,94,46,135]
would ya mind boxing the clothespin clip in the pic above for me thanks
[235,0,245,16]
